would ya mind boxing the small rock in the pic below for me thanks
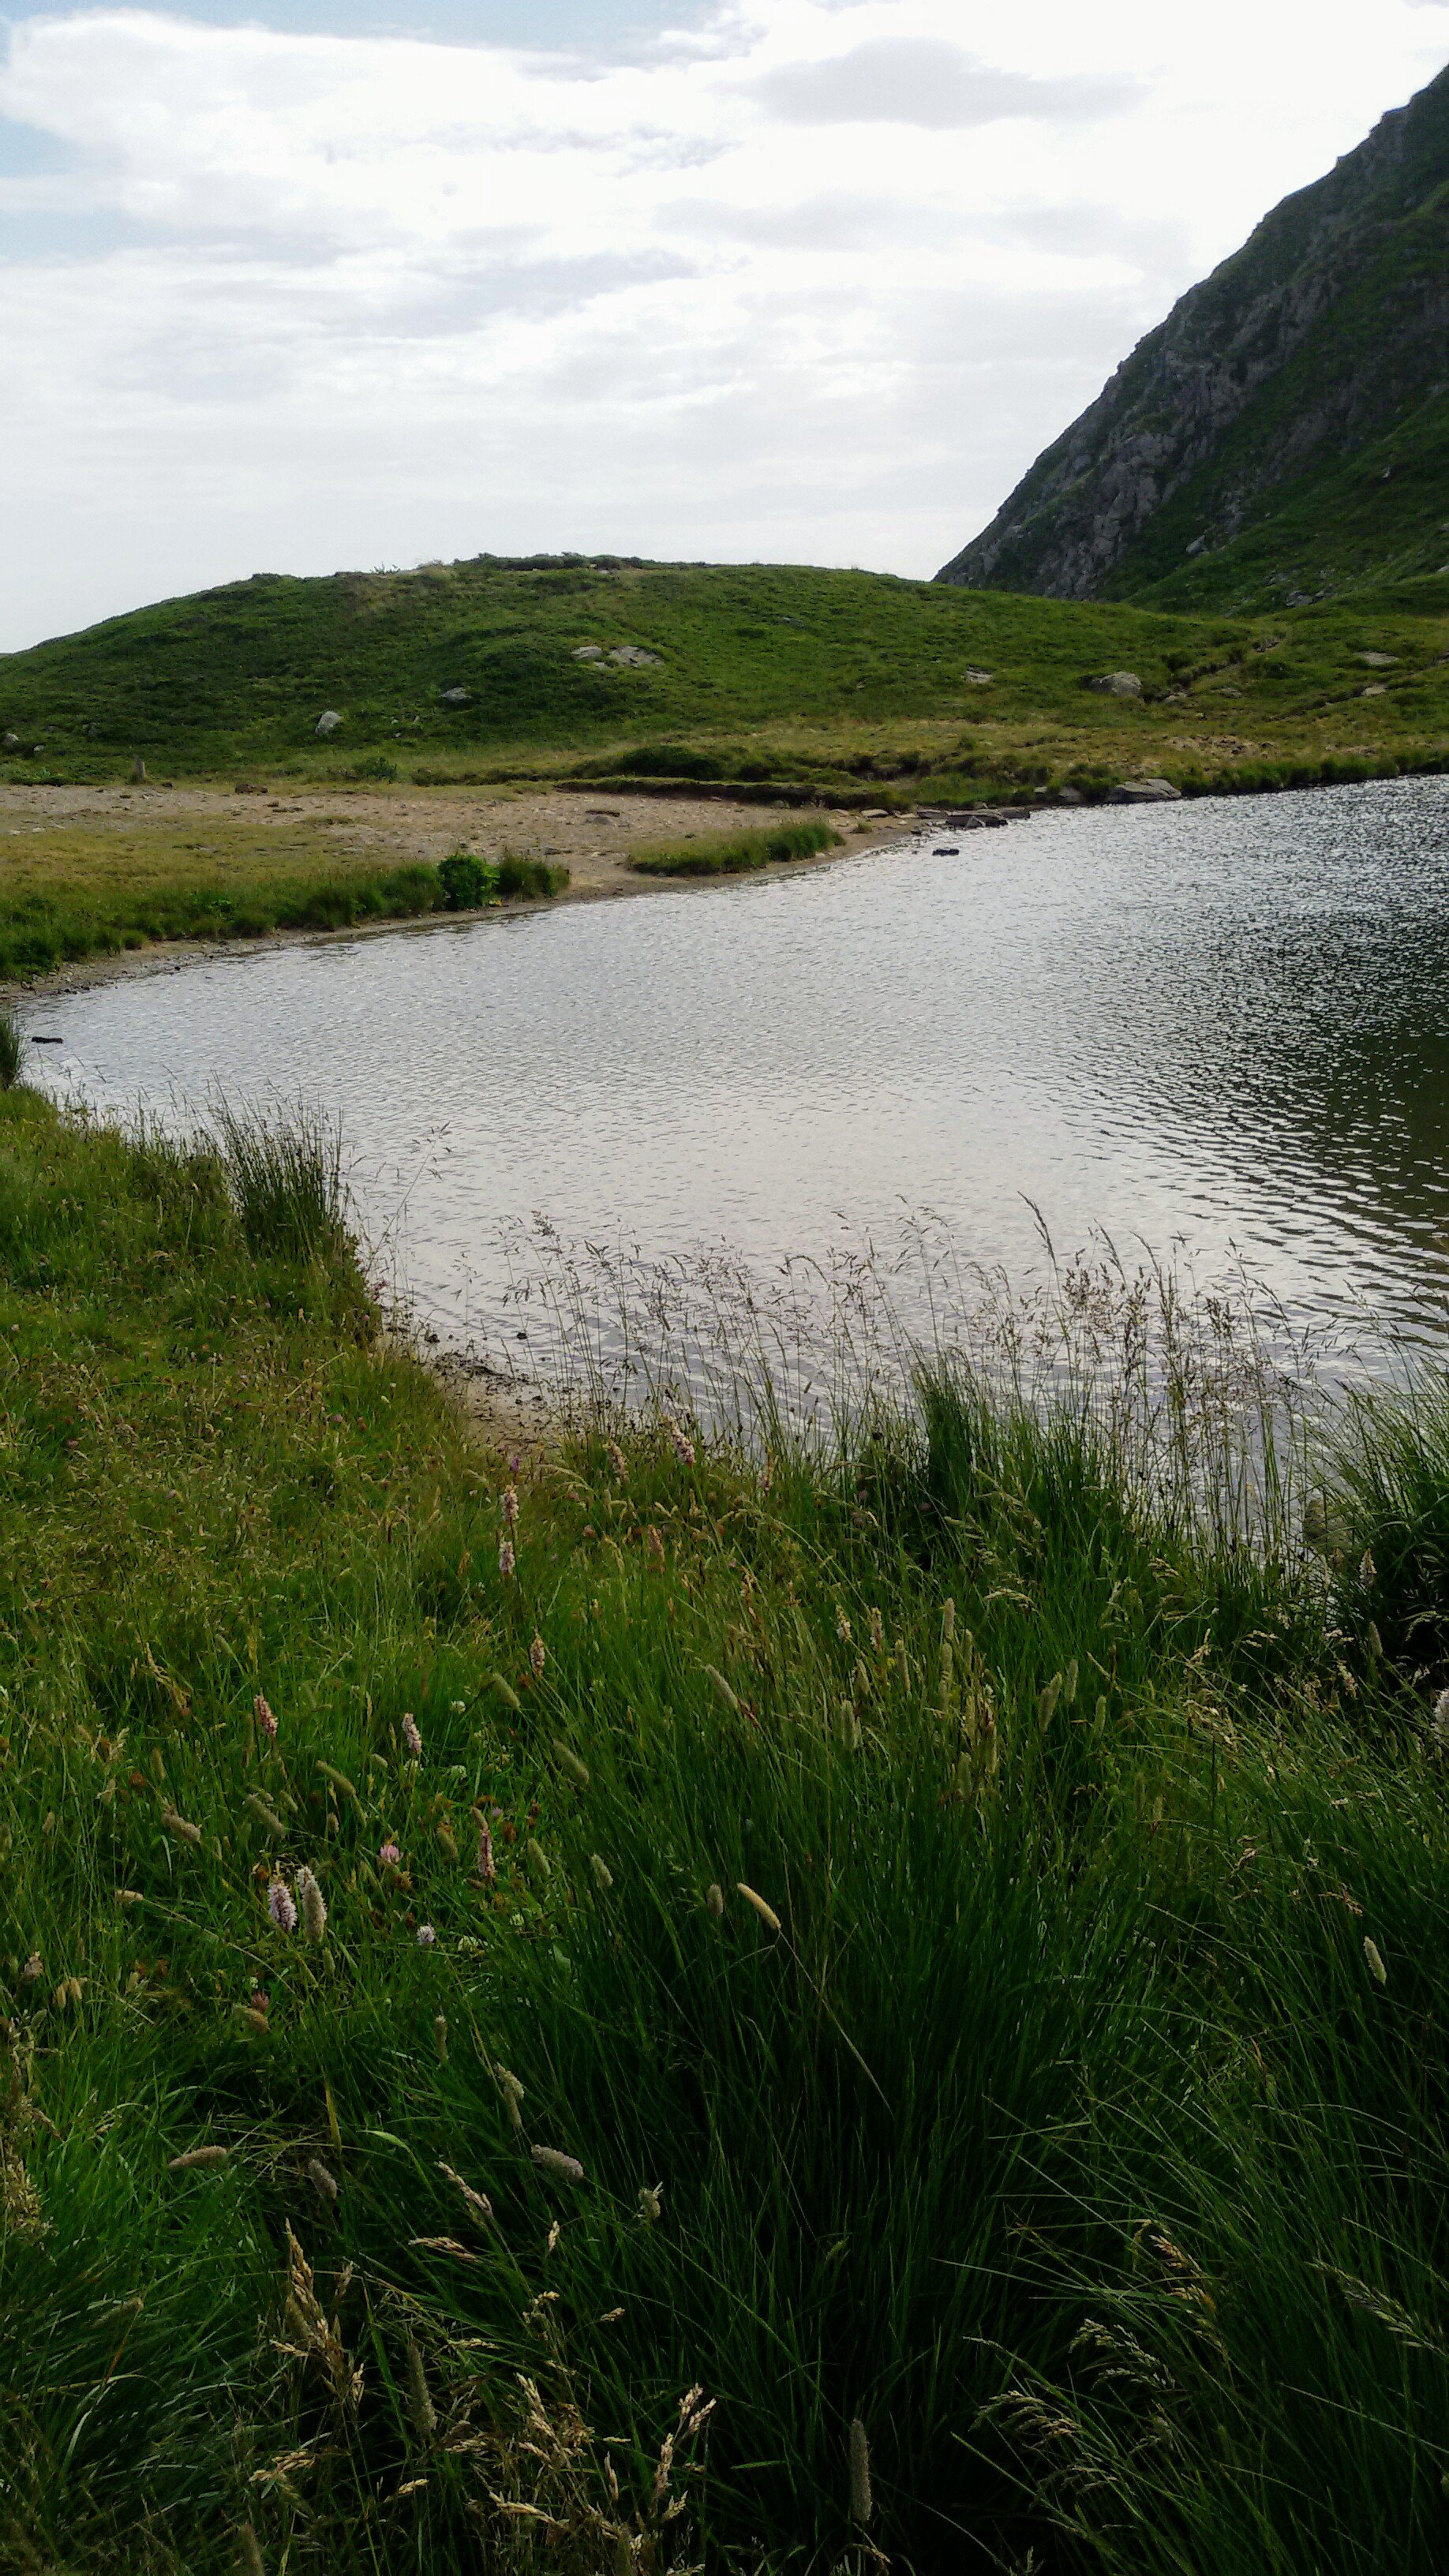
[962,668,994,686]
[1057,785,1084,805]
[440,686,471,705]
[1108,778,1181,804]
[1361,684,1388,698]
[132,756,147,783]
[1086,672,1143,698]
[608,646,661,668]
[314,710,343,737]
[1357,652,1398,668]
[573,645,605,661]
[1285,592,1312,608]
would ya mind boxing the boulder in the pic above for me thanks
[2,732,19,751]
[573,645,605,661]
[1087,671,1143,697]
[1357,651,1398,667]
[1108,778,1181,803]
[962,668,994,686]
[314,710,343,737]
[440,686,471,705]
[1361,683,1388,698]
[609,646,661,668]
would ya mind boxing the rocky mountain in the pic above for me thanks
[937,63,1449,610]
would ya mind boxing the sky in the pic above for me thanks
[2,1,1448,650]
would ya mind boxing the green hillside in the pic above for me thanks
[0,556,1239,782]
[939,64,1449,616]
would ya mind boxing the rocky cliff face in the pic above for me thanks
[937,66,1449,603]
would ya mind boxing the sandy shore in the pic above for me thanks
[0,780,912,999]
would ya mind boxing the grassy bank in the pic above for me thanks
[0,830,570,981]
[2,1087,1448,2574]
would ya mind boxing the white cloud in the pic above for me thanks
[747,39,1140,129]
[0,0,1446,647]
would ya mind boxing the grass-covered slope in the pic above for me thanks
[0,556,1237,779]
[3,1082,1449,2572]
[938,64,1449,613]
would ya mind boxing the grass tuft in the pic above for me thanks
[209,1098,348,1263]
[630,820,841,877]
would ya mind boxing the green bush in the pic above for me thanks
[437,852,492,910]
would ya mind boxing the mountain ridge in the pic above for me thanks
[936,65,1449,608]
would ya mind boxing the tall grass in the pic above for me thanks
[209,1096,348,1261]
[2,1093,1448,2571]
[0,1005,24,1089]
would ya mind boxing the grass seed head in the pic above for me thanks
[401,1712,423,1760]
[246,1794,288,1840]
[706,1882,724,1917]
[530,1634,547,1679]
[169,2144,229,2171]
[555,1739,590,1786]
[308,2158,339,2200]
[590,1852,613,1891]
[236,2524,266,2576]
[295,1867,328,1941]
[477,1817,496,1880]
[849,2417,873,2524]
[434,2012,448,2061]
[737,1882,781,1935]
[526,1837,551,1880]
[1365,1936,1388,1986]
[402,2330,436,2439]
[531,2145,585,2183]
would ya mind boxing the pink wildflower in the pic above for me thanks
[268,1878,298,1934]
[666,1418,696,1467]
[402,1712,423,1760]
[253,1694,278,1740]
[498,1537,516,1580]
[530,1634,547,1679]
[417,1923,437,1948]
[509,1451,522,1475]
[501,1485,519,1526]
[379,1840,401,1868]
[477,1817,496,1881]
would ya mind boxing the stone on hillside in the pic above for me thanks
[573,645,605,661]
[609,646,661,668]
[314,710,343,736]
[440,686,471,705]
[2,732,19,751]
[1087,672,1143,697]
[963,668,994,685]
[1361,683,1388,698]
[132,756,147,782]
[1357,651,1398,667]
[1109,777,1181,803]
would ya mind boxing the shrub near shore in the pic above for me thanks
[2,1091,1448,2573]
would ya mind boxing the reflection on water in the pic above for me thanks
[25,774,1449,1370]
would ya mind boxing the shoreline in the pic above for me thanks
[0,786,919,1005]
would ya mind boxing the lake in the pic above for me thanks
[25,773,1449,1386]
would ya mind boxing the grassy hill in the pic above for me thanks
[939,65,1449,616]
[6,556,1449,815]
[0,556,1233,782]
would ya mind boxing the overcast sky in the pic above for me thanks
[2,0,1447,650]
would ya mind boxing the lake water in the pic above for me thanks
[25,774,1449,1384]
